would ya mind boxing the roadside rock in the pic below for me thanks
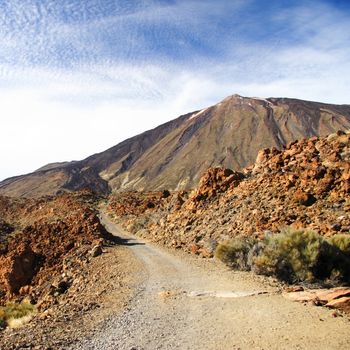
[283,287,350,314]
[326,297,350,314]
[90,245,103,257]
[0,192,114,309]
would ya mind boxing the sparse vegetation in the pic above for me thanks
[215,228,350,284]
[323,234,350,283]
[127,216,150,235]
[0,300,36,329]
[214,237,253,270]
[327,234,350,256]
[252,228,326,283]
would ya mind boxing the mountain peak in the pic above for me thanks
[1,95,350,197]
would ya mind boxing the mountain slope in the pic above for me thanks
[1,95,350,197]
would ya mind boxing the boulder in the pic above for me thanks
[0,243,37,294]
[293,189,316,206]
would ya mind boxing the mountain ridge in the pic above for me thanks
[1,94,350,197]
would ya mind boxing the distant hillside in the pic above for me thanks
[1,94,350,197]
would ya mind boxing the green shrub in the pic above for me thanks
[215,228,350,285]
[215,237,254,270]
[323,234,350,283]
[328,234,350,256]
[251,228,326,283]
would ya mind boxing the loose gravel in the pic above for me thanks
[72,213,350,350]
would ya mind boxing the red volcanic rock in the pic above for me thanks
[0,243,37,294]
[107,132,350,260]
[0,192,112,307]
[107,191,165,217]
[190,168,244,203]
[284,287,350,314]
[293,189,316,206]
[326,297,350,314]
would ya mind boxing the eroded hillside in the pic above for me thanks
[1,95,350,197]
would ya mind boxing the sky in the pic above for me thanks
[1,0,350,180]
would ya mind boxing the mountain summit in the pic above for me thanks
[1,95,350,197]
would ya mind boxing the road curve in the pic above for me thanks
[72,212,350,350]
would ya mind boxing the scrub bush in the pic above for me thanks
[215,237,254,270]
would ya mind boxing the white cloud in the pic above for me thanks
[0,0,350,180]
[0,68,230,180]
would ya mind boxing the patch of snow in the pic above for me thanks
[276,130,284,144]
[253,97,272,105]
[189,108,208,120]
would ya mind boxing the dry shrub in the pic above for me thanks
[7,314,34,329]
[328,234,350,257]
[215,237,254,270]
[0,301,36,329]
[127,216,149,235]
[324,234,350,283]
[252,228,325,282]
[215,228,350,284]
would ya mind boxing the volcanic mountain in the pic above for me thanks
[1,95,350,197]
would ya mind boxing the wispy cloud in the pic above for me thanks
[0,0,349,180]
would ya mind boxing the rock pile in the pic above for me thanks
[107,191,166,217]
[0,192,112,310]
[108,131,350,257]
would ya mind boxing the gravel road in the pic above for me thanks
[72,213,350,350]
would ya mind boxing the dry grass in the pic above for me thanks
[0,300,36,329]
[215,237,253,270]
[7,314,34,329]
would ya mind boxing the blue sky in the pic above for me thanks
[0,0,350,180]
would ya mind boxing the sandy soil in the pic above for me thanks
[72,213,350,350]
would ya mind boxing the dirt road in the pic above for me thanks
[72,213,350,350]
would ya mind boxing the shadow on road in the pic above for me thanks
[99,211,145,246]
[113,236,145,246]
[102,226,145,246]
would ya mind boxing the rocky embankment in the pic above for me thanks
[108,131,350,255]
[0,192,110,306]
[0,191,142,348]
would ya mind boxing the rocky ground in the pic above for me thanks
[72,214,350,350]
[108,131,350,256]
[0,240,140,349]
[0,192,109,303]
[107,131,350,314]
[0,192,142,349]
